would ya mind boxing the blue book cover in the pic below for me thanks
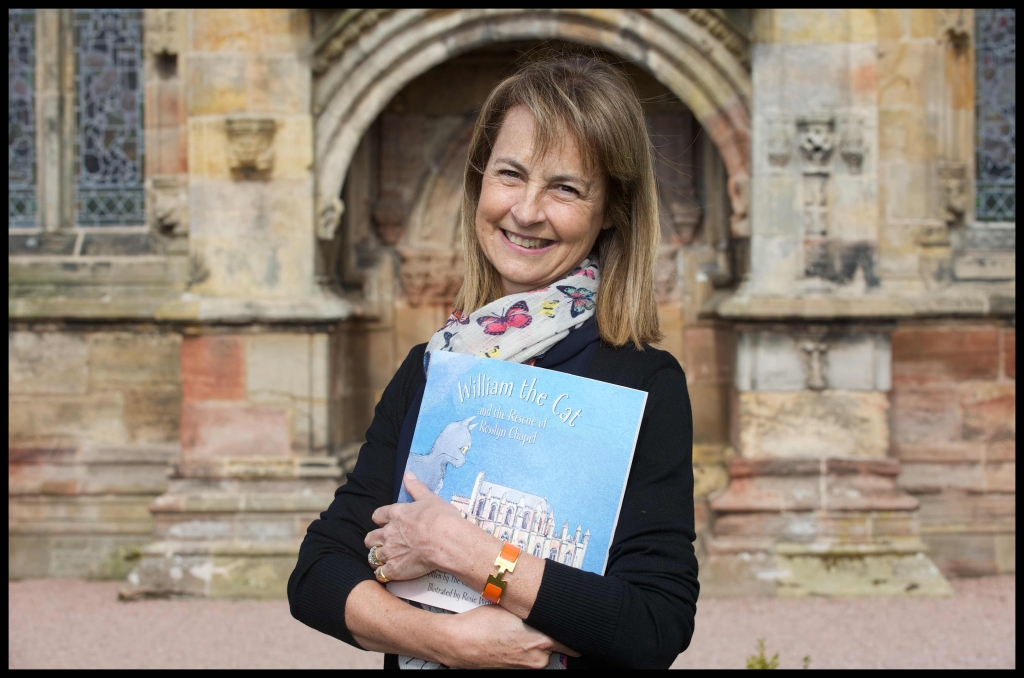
[387,350,648,613]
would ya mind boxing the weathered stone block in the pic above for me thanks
[88,332,181,388]
[1004,329,1015,379]
[191,9,259,51]
[710,475,821,512]
[713,511,820,543]
[245,333,312,401]
[915,490,1015,527]
[898,462,984,494]
[697,550,778,598]
[881,163,930,220]
[960,383,1015,443]
[827,335,890,392]
[892,326,1000,384]
[9,393,127,446]
[10,533,149,580]
[994,534,1015,574]
[878,42,934,109]
[879,107,933,163]
[181,402,291,460]
[773,9,849,44]
[891,385,961,446]
[735,331,890,392]
[123,387,182,444]
[689,383,730,446]
[9,332,89,395]
[181,335,246,402]
[775,542,953,597]
[684,327,734,385]
[781,43,851,110]
[693,463,729,499]
[738,391,889,458]
[984,462,1015,493]
[250,55,310,115]
[209,552,296,599]
[80,233,163,256]
[187,53,248,115]
[921,533,998,577]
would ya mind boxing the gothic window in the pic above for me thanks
[975,9,1015,221]
[563,551,573,565]
[488,504,496,521]
[533,543,542,557]
[500,530,510,541]
[548,548,558,560]
[521,511,530,529]
[8,9,36,228]
[74,9,145,225]
[476,499,485,516]
[504,508,513,525]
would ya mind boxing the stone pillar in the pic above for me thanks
[707,10,953,597]
[121,10,352,599]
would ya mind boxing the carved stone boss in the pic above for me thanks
[797,116,835,242]
[225,117,277,178]
[149,175,188,237]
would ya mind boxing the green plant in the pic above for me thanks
[746,638,779,670]
[745,639,812,670]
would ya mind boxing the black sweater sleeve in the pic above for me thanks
[525,365,699,669]
[287,344,425,648]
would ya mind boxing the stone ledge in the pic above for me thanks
[728,457,902,478]
[711,288,1015,320]
[8,522,154,535]
[139,539,303,557]
[149,492,337,514]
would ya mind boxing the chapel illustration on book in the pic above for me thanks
[451,471,590,568]
[387,350,646,613]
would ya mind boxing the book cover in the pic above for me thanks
[386,350,647,613]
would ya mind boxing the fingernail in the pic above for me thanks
[405,472,416,480]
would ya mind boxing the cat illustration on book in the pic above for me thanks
[398,416,478,502]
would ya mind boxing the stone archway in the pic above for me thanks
[311,9,752,243]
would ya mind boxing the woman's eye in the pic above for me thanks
[558,185,579,196]
[499,169,520,179]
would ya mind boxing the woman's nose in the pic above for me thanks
[510,186,546,228]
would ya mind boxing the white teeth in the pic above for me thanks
[504,230,550,249]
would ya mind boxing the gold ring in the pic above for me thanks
[374,565,390,583]
[368,544,384,568]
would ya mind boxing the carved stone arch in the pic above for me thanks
[312,9,752,244]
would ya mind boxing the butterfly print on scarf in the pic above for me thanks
[476,300,533,336]
[539,300,559,317]
[570,264,597,279]
[556,285,596,318]
[441,331,455,351]
[443,309,471,330]
[478,345,502,358]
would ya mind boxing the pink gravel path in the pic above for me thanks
[8,576,1015,669]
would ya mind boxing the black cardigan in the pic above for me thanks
[288,338,699,669]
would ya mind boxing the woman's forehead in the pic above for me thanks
[493,106,597,177]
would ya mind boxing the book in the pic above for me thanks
[386,350,648,613]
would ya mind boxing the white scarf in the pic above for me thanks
[424,257,600,366]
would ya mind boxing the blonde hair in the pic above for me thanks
[454,53,662,348]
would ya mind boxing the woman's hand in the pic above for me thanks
[363,473,483,581]
[437,604,558,669]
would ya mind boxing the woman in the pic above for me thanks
[288,54,699,669]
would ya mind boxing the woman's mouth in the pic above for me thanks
[501,229,555,251]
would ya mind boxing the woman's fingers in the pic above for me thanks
[371,502,401,526]
[363,528,386,550]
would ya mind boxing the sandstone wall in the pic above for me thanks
[9,328,181,578]
[892,322,1016,575]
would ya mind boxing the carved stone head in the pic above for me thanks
[937,162,968,224]
[797,116,836,167]
[226,118,276,178]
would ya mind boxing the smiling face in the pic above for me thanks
[475,106,609,296]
